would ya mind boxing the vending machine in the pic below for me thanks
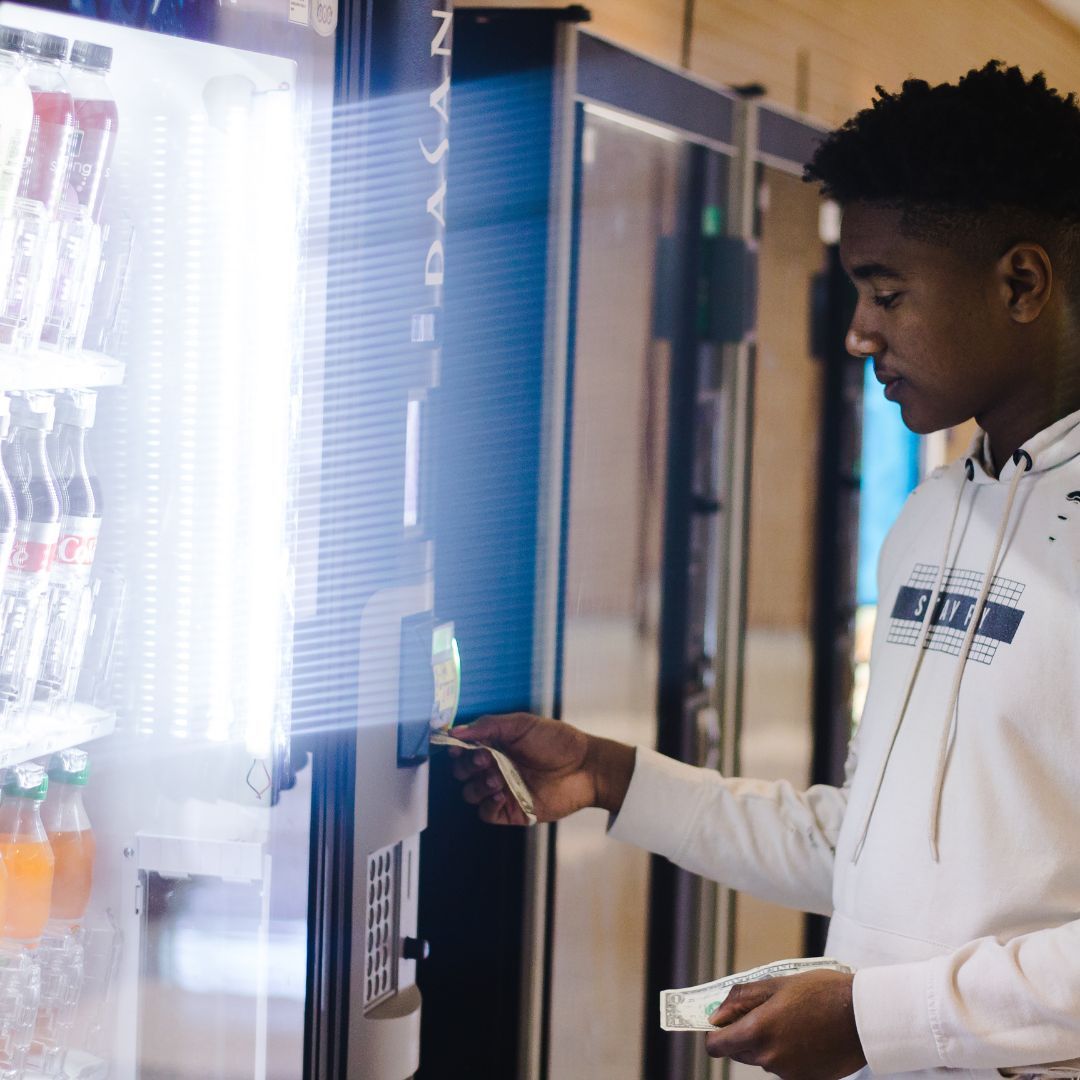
[0,0,449,1077]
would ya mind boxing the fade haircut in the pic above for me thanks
[804,60,1080,296]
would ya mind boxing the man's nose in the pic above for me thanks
[845,318,882,359]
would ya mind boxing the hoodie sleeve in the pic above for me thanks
[606,747,847,916]
[854,921,1080,1072]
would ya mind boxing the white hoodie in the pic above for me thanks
[609,407,1080,1078]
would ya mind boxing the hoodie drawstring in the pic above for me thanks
[926,448,1031,859]
[850,464,968,863]
[851,449,1033,865]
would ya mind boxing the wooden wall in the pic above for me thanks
[459,0,1080,630]
[744,168,825,629]
[465,0,1080,127]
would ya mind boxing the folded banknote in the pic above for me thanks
[660,957,853,1031]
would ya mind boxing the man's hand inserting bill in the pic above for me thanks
[705,969,867,1080]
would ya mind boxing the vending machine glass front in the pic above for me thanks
[0,3,335,1076]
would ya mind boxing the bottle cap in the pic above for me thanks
[70,40,112,72]
[55,389,97,429]
[21,31,67,61]
[47,748,89,786]
[9,392,55,432]
[0,25,24,54]
[3,763,48,800]
[15,29,40,57]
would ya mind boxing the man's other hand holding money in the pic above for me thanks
[705,969,866,1080]
[447,713,635,826]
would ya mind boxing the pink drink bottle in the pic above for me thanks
[0,33,72,350]
[64,42,116,224]
[40,41,116,349]
[0,26,32,223]
[16,33,73,217]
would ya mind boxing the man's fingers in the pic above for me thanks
[709,980,775,1027]
[477,791,527,826]
[462,770,506,806]
[453,712,532,750]
[704,1008,764,1062]
[451,715,503,744]
[705,982,777,1064]
[450,751,491,782]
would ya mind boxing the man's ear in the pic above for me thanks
[997,243,1053,323]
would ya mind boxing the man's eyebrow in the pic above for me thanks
[849,262,906,281]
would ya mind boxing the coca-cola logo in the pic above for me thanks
[9,539,57,574]
[57,533,97,566]
[10,541,29,571]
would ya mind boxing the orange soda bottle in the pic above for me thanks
[0,763,54,944]
[0,850,8,932]
[41,750,94,923]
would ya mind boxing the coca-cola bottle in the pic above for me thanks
[0,391,60,727]
[0,395,17,591]
[36,390,101,708]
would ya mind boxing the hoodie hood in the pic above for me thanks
[970,404,1080,481]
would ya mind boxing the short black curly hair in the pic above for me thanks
[806,61,1080,214]
[804,61,1080,289]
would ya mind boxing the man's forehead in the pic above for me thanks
[839,204,918,276]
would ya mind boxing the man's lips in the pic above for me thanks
[875,368,904,401]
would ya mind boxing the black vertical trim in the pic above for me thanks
[304,0,450,1073]
[419,11,577,1076]
[301,3,370,1077]
[538,99,586,1080]
[806,245,861,955]
[645,141,708,1080]
[303,731,356,1080]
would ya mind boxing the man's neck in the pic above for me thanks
[982,393,1080,475]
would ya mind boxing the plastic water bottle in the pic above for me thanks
[37,391,102,711]
[0,397,17,596]
[0,392,60,729]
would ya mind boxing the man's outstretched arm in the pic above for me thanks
[449,712,848,916]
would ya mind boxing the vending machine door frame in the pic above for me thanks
[433,12,778,1080]
[304,2,451,1078]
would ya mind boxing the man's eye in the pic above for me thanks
[872,292,901,309]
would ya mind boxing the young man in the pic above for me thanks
[449,61,1080,1079]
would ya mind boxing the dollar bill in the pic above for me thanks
[660,957,853,1031]
[1000,1068,1080,1078]
[430,731,538,825]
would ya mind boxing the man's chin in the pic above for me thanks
[895,398,960,437]
[896,403,932,435]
